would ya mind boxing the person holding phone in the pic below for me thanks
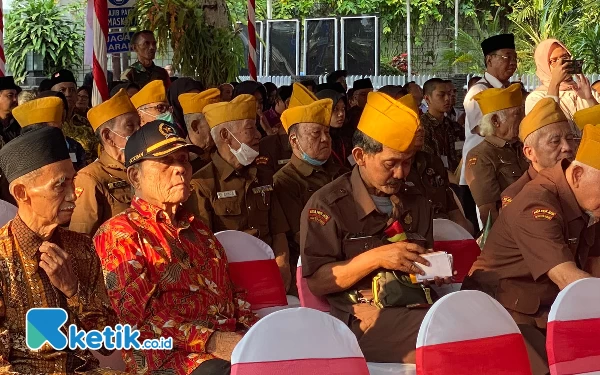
[526,38,600,136]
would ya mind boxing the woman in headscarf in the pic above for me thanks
[233,80,274,137]
[167,77,204,137]
[316,88,351,168]
[526,38,599,135]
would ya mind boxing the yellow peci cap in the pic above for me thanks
[202,94,256,129]
[575,124,600,170]
[87,89,137,131]
[179,88,221,115]
[473,83,523,116]
[357,92,420,153]
[288,82,318,108]
[519,97,568,142]
[281,98,333,133]
[13,97,64,127]
[573,104,600,130]
[130,80,167,109]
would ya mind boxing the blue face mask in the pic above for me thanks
[295,136,327,166]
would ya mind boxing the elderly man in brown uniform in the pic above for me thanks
[274,97,346,289]
[465,83,528,226]
[501,98,576,207]
[301,92,452,364]
[185,94,292,291]
[69,89,140,235]
[131,80,173,128]
[179,88,221,172]
[464,124,600,375]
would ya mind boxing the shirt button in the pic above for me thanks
[248,206,251,210]
[339,189,346,193]
[226,208,231,213]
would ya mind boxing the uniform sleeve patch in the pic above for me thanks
[75,187,84,198]
[255,156,269,165]
[501,196,512,207]
[308,209,331,226]
[467,157,477,167]
[532,209,556,220]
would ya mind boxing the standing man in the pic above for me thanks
[186,94,292,291]
[179,88,221,172]
[131,80,173,127]
[460,34,518,230]
[465,83,527,226]
[0,126,120,374]
[501,98,576,207]
[0,76,21,146]
[122,30,171,89]
[326,69,348,92]
[301,91,448,363]
[464,125,600,375]
[274,98,345,286]
[69,89,140,235]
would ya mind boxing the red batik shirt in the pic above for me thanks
[94,197,257,375]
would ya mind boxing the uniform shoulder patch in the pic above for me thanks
[308,208,331,226]
[501,196,512,207]
[75,187,84,198]
[467,157,477,167]
[532,208,556,221]
[255,156,269,165]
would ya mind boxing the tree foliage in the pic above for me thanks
[5,0,83,83]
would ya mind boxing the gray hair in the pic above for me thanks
[184,113,203,132]
[352,130,383,154]
[479,109,509,137]
[210,120,248,144]
[8,168,44,203]
[94,117,117,144]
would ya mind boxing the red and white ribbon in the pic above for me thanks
[0,1,5,77]
[247,0,257,81]
[92,0,109,105]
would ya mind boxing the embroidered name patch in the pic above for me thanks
[467,157,477,167]
[252,185,273,194]
[277,158,291,165]
[308,209,331,226]
[501,196,512,207]
[532,209,556,221]
[255,156,269,165]
[217,190,237,199]
[75,187,84,198]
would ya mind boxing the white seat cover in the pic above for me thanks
[432,219,473,241]
[215,230,274,262]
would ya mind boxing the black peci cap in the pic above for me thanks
[49,69,77,88]
[0,76,21,93]
[326,70,347,84]
[352,78,373,91]
[124,120,202,167]
[481,34,516,56]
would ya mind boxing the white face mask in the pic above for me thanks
[109,128,130,153]
[228,132,259,166]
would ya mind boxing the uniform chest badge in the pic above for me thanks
[467,157,477,167]
[532,208,556,220]
[426,168,435,176]
[501,196,512,207]
[75,187,84,198]
[404,212,413,225]
[308,208,331,226]
[255,156,269,165]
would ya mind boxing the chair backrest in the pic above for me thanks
[432,219,480,283]
[416,290,532,375]
[231,307,370,375]
[296,257,330,312]
[547,278,600,375]
[215,230,287,310]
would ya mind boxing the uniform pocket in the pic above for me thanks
[213,198,242,216]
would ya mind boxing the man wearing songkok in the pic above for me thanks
[501,97,576,207]
[465,83,528,226]
[301,91,451,363]
[94,121,256,375]
[131,79,174,127]
[352,78,374,109]
[273,97,346,292]
[0,126,120,374]
[0,76,21,146]
[50,69,98,161]
[12,95,87,170]
[179,88,221,173]
[573,103,600,130]
[463,125,600,375]
[69,89,140,235]
[326,69,348,92]
[258,83,314,175]
[121,30,171,89]
[460,33,518,229]
[185,95,292,291]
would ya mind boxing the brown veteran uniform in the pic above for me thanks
[258,133,292,175]
[301,92,433,363]
[501,164,536,207]
[406,150,458,219]
[121,61,171,89]
[70,89,136,235]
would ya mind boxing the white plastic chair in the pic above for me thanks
[547,278,600,375]
[215,230,299,318]
[231,307,370,374]
[416,290,532,375]
[431,219,480,296]
[296,257,330,312]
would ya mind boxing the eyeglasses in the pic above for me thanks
[492,54,518,63]
[143,103,171,114]
[549,54,572,66]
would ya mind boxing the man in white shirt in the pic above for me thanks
[459,33,518,231]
